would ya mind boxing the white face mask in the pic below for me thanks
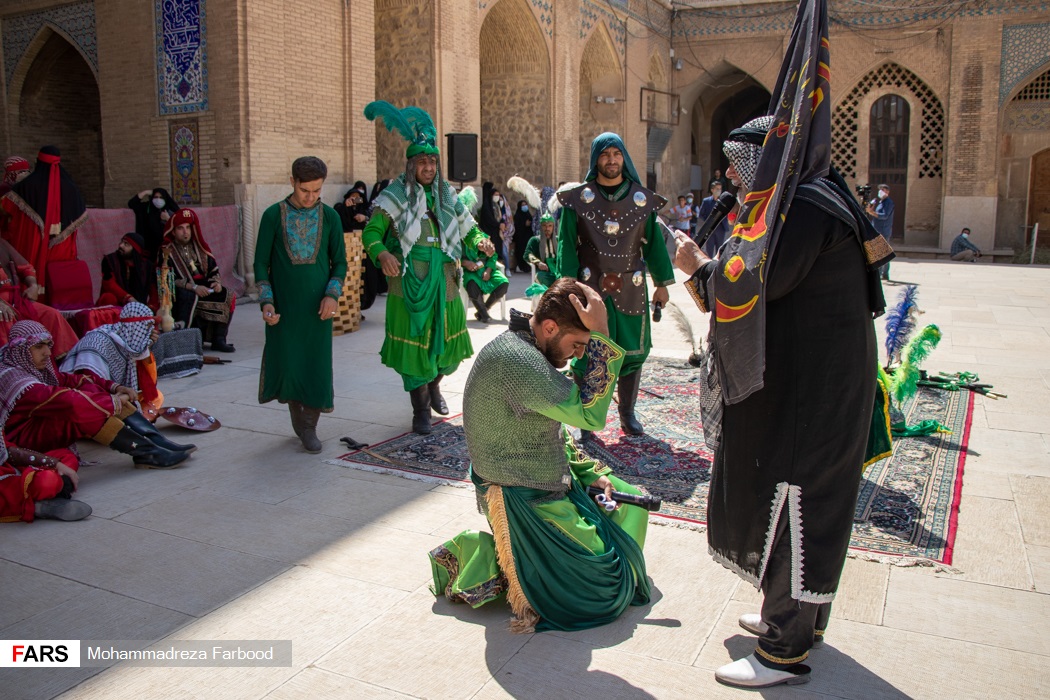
[492,196,501,203]
[961,232,969,238]
[152,197,166,209]
[877,190,888,200]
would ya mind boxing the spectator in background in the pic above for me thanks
[670,195,692,233]
[698,180,731,257]
[479,182,506,269]
[512,199,533,273]
[950,227,981,262]
[334,181,369,234]
[687,192,700,237]
[866,184,894,281]
[711,167,729,191]
[128,187,180,263]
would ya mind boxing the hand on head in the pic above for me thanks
[569,284,609,336]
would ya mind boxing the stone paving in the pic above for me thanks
[2,259,1049,699]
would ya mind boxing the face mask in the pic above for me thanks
[877,190,887,200]
[686,197,694,203]
[152,197,166,209]
[492,197,501,203]
[961,233,969,238]
[521,205,528,212]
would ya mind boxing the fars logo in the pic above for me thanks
[0,641,80,667]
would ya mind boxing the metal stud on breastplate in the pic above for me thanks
[632,271,643,287]
[633,191,647,207]
[580,188,595,204]
[604,220,620,237]
[581,267,592,281]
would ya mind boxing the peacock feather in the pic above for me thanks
[884,284,920,365]
[363,101,436,148]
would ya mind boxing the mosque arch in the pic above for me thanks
[10,27,104,207]
[686,63,770,187]
[479,0,551,186]
[578,23,622,176]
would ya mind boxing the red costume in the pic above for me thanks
[0,239,78,356]
[0,147,87,303]
[0,321,131,471]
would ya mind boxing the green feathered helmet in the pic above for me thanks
[364,100,439,158]
[540,211,555,224]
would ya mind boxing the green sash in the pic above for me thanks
[401,244,447,361]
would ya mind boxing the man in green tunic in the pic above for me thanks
[429,279,650,633]
[525,210,559,288]
[362,102,495,435]
[254,156,347,453]
[557,133,675,438]
[461,244,508,324]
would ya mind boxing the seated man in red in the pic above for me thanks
[0,441,90,523]
[0,320,192,469]
[161,209,236,352]
[97,232,157,308]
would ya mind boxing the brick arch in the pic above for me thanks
[8,27,104,207]
[832,62,944,180]
[578,23,622,175]
[479,0,551,186]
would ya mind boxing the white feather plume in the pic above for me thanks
[457,185,480,215]
[548,181,581,218]
[506,176,541,210]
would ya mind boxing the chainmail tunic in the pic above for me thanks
[463,327,576,504]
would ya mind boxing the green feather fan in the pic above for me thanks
[363,100,416,142]
[889,324,942,405]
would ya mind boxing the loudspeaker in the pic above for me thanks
[446,133,478,182]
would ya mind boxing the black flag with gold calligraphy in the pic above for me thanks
[710,0,833,405]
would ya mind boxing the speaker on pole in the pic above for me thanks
[446,133,478,183]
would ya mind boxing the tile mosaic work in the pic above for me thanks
[155,0,208,114]
[1001,22,1050,104]
[169,119,201,204]
[2,1,96,88]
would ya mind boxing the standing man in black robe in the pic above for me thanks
[674,0,893,688]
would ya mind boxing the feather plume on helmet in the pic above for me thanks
[363,100,439,158]
[506,176,540,210]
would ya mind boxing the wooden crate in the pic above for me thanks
[333,231,364,336]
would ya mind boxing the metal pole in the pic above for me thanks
[1032,222,1040,265]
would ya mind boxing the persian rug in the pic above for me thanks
[329,358,973,565]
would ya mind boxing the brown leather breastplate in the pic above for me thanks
[557,182,667,315]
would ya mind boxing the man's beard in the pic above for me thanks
[597,163,621,180]
[538,331,569,368]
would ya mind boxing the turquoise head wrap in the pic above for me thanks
[585,132,641,184]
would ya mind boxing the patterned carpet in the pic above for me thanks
[330,358,972,564]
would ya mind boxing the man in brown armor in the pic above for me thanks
[557,132,675,437]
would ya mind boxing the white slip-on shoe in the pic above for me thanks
[739,613,769,636]
[715,653,811,688]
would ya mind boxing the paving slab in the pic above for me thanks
[884,567,1050,655]
[1,587,191,700]
[948,495,1033,590]
[265,667,419,700]
[315,590,530,698]
[59,566,407,700]
[1028,545,1050,595]
[1011,474,1050,547]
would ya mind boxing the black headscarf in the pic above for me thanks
[478,182,501,237]
[102,231,154,305]
[513,200,532,244]
[128,186,180,260]
[7,146,87,240]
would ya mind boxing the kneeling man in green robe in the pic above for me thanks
[429,278,651,633]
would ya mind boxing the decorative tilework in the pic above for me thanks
[676,0,1049,40]
[2,1,97,87]
[169,119,201,204]
[1000,22,1050,105]
[155,0,208,114]
[1004,101,1050,131]
[580,0,626,56]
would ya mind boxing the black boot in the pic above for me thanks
[109,425,191,469]
[299,406,323,454]
[210,325,236,353]
[466,281,491,323]
[428,375,449,415]
[124,411,197,453]
[617,371,645,436]
[409,387,433,435]
[34,498,92,521]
